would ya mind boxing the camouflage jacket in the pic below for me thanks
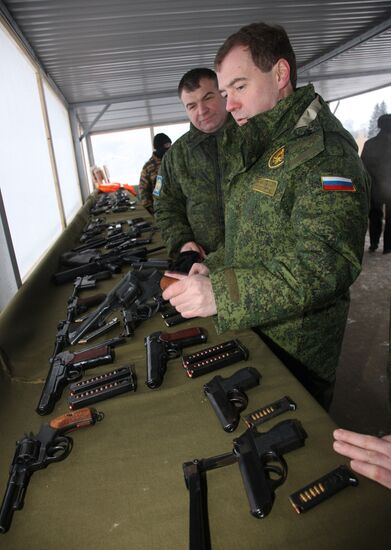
[138,154,161,212]
[209,85,370,383]
[153,119,235,256]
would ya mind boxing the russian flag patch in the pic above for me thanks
[321,176,356,192]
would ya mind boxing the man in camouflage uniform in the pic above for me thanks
[153,68,234,257]
[163,23,370,409]
[138,133,171,215]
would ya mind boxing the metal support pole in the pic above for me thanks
[85,133,96,168]
[35,71,67,229]
[69,108,90,203]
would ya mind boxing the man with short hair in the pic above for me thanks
[163,22,370,410]
[153,68,232,257]
[361,113,391,254]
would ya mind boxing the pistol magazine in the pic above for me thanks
[289,465,359,514]
[68,365,137,409]
[243,396,297,428]
[183,339,249,378]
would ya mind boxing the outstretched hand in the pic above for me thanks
[333,428,391,489]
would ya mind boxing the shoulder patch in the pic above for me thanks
[153,175,164,197]
[268,146,285,169]
[321,176,356,192]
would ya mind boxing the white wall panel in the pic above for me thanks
[44,81,82,223]
[0,24,62,280]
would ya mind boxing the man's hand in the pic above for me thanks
[333,428,391,490]
[188,263,210,276]
[162,273,217,318]
[180,241,207,259]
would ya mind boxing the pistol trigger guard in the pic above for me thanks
[46,436,73,463]
[263,452,288,488]
[67,367,82,382]
[227,388,248,412]
[167,345,180,359]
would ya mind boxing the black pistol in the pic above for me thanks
[145,327,208,389]
[203,367,261,432]
[233,419,307,518]
[36,344,115,415]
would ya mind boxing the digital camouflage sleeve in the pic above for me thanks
[153,122,233,257]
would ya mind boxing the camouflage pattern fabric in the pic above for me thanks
[153,119,235,256]
[210,84,370,385]
[138,154,161,212]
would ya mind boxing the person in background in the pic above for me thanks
[361,113,391,254]
[333,428,391,489]
[163,22,370,410]
[153,68,234,258]
[138,133,172,215]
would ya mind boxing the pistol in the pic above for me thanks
[233,419,307,518]
[36,344,115,415]
[145,327,208,389]
[203,367,261,432]
[0,407,103,534]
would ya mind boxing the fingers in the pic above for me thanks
[349,460,391,490]
[162,274,217,318]
[333,428,391,488]
[333,429,391,457]
[162,276,187,301]
[188,262,210,276]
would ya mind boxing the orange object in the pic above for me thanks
[97,183,137,196]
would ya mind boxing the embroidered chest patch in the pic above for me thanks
[253,178,278,197]
[268,146,285,169]
[321,176,356,192]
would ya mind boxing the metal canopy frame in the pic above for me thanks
[1,0,391,138]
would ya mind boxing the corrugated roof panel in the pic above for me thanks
[3,0,391,132]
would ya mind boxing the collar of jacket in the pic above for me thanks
[187,116,233,148]
[239,84,318,144]
[222,85,322,180]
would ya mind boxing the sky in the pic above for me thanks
[92,85,391,184]
[330,85,391,134]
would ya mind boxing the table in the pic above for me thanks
[0,197,390,550]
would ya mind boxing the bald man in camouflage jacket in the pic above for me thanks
[163,24,370,410]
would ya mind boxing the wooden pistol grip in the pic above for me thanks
[160,276,178,291]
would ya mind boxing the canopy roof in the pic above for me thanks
[2,0,391,134]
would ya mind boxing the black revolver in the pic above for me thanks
[0,407,103,534]
[203,367,261,432]
[68,268,163,344]
[233,419,307,518]
[145,327,208,389]
[36,344,115,415]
